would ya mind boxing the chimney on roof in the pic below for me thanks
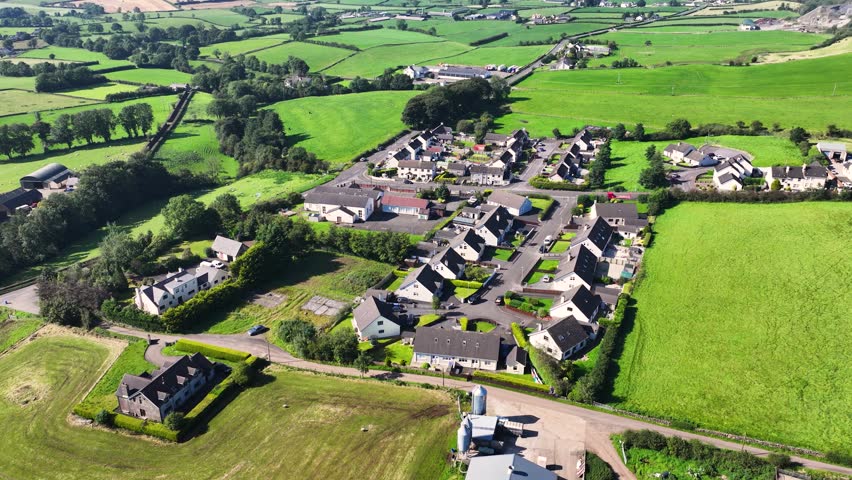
[538,323,543,331]
[785,166,790,175]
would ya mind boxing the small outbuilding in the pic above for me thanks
[20,163,73,190]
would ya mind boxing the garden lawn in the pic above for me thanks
[550,240,571,253]
[0,89,96,116]
[268,91,418,165]
[322,42,471,78]
[105,68,194,86]
[0,334,456,480]
[585,30,826,66]
[611,202,852,454]
[473,321,496,333]
[362,338,414,364]
[488,247,515,261]
[197,252,393,334]
[77,339,155,413]
[252,42,354,71]
[497,54,852,134]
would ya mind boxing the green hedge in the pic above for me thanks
[101,299,164,332]
[511,322,528,349]
[114,413,180,441]
[473,370,549,393]
[450,279,483,289]
[530,176,589,191]
[173,339,251,363]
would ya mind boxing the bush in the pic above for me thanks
[230,362,256,388]
[450,279,483,289]
[161,280,245,332]
[94,409,112,426]
[469,32,509,46]
[766,453,792,469]
[101,299,164,331]
[585,452,617,480]
[113,413,180,442]
[528,347,564,387]
[511,322,528,349]
[421,362,430,369]
[172,339,250,363]
[826,451,852,468]
[164,412,186,431]
[530,176,589,191]
[569,294,630,403]
[669,418,697,431]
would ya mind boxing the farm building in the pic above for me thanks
[816,142,847,162]
[382,195,433,218]
[116,353,216,423]
[0,188,42,219]
[211,235,248,262]
[437,66,492,80]
[352,296,401,341]
[487,191,532,216]
[20,163,73,190]
[412,326,501,372]
[466,454,556,480]
[528,317,598,361]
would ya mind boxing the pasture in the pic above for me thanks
[268,90,418,165]
[0,89,96,116]
[105,68,194,86]
[611,202,852,455]
[0,334,456,480]
[586,30,828,66]
[199,252,393,334]
[437,45,550,67]
[61,83,140,100]
[322,41,471,78]
[198,36,288,57]
[252,42,354,71]
[497,54,852,134]
[18,46,135,70]
[319,28,444,49]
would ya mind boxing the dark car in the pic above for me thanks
[247,325,269,336]
[495,296,504,306]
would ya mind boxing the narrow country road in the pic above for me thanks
[107,325,852,479]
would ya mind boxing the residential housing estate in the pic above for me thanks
[528,318,598,361]
[352,296,400,341]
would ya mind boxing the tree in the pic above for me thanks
[396,19,408,30]
[552,128,562,139]
[49,114,75,149]
[88,23,104,33]
[750,120,764,134]
[797,140,810,156]
[8,124,34,157]
[431,295,440,312]
[93,109,116,142]
[134,103,154,136]
[98,226,143,274]
[209,193,242,236]
[164,412,186,430]
[111,22,122,32]
[94,409,112,426]
[161,195,213,239]
[31,120,51,152]
[72,110,98,144]
[636,0,646,5]
[666,118,692,139]
[789,126,809,144]
[353,352,372,377]
[117,104,139,137]
[612,123,626,140]
[633,122,645,141]
[638,154,669,190]
[588,162,605,189]
[644,144,656,161]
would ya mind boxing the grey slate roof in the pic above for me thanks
[483,132,508,144]
[470,165,505,176]
[401,264,444,294]
[571,217,612,251]
[717,172,742,186]
[557,284,601,320]
[477,206,512,240]
[664,142,695,155]
[488,191,528,212]
[398,160,435,169]
[536,317,592,353]
[771,162,828,179]
[211,235,245,258]
[413,326,501,361]
[451,228,487,252]
[304,188,375,209]
[432,247,466,277]
[0,187,42,210]
[466,454,557,480]
[557,244,597,285]
[119,353,214,408]
[593,202,640,220]
[353,296,398,331]
[447,162,468,173]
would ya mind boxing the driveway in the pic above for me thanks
[106,324,852,479]
[0,284,40,315]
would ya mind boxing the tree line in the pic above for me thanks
[401,77,511,129]
[34,65,106,92]
[0,7,53,27]
[0,103,154,159]
[0,59,76,77]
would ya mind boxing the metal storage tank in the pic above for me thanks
[457,416,472,452]
[471,385,487,415]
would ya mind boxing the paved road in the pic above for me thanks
[107,325,852,479]
[0,284,40,315]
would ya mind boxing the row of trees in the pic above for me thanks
[401,77,511,129]
[0,103,154,159]
[0,59,75,77]
[34,65,106,92]
[638,145,670,190]
[587,140,612,189]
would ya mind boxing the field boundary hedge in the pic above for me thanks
[469,32,509,46]
[173,339,252,362]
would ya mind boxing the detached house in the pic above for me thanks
[766,162,828,191]
[475,206,513,247]
[572,129,595,152]
[398,160,437,182]
[528,317,597,361]
[304,185,382,223]
[403,64,430,80]
[382,195,433,219]
[352,296,401,341]
[450,229,487,262]
[396,264,444,303]
[487,191,532,216]
[430,247,467,280]
[549,285,602,323]
[550,245,598,291]
[412,326,501,371]
[116,353,216,422]
[211,235,247,262]
[589,202,648,238]
[134,266,230,315]
[712,155,754,191]
[569,217,613,257]
[663,142,696,163]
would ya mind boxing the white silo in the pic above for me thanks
[471,385,487,415]
[457,415,472,452]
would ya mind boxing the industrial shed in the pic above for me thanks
[20,163,73,190]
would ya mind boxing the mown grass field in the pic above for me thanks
[321,28,444,49]
[201,252,393,334]
[105,68,194,86]
[252,41,354,71]
[437,45,550,67]
[199,36,288,57]
[605,135,803,190]
[322,41,470,78]
[611,202,852,454]
[497,54,852,135]
[268,90,417,164]
[586,30,828,66]
[0,334,456,480]
[19,46,135,70]
[61,82,140,100]
[0,317,42,352]
[0,89,96,116]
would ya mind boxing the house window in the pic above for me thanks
[379,330,385,334]
[139,409,146,417]
[378,321,384,325]
[547,348,553,354]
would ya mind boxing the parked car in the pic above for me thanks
[543,235,553,245]
[542,275,552,283]
[495,296,504,306]
[247,325,269,336]
[392,303,406,313]
[211,260,225,269]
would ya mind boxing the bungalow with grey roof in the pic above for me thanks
[211,235,247,262]
[447,162,468,177]
[304,185,382,223]
[412,326,501,371]
[549,284,603,323]
[116,353,216,422]
[528,317,598,361]
[487,191,532,216]
[352,296,400,341]
[590,202,648,238]
[713,156,754,191]
[663,142,696,163]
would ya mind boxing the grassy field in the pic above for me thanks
[77,339,154,413]
[252,42,354,71]
[199,252,393,334]
[320,28,444,49]
[19,46,135,70]
[436,45,550,67]
[497,54,852,135]
[105,68,194,86]
[0,334,456,479]
[61,83,140,100]
[323,41,471,78]
[611,202,852,454]
[0,89,96,116]
[199,37,287,57]
[0,317,42,353]
[268,91,417,165]
[586,30,828,66]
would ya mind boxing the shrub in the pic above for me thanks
[766,453,792,469]
[230,362,256,388]
[94,409,112,426]
[528,347,564,387]
[510,322,528,349]
[101,299,164,331]
[113,413,180,441]
[623,429,668,450]
[173,339,250,363]
[669,418,697,431]
[585,452,617,480]
[164,412,186,431]
[450,279,483,289]
[826,451,852,468]
[421,362,430,369]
